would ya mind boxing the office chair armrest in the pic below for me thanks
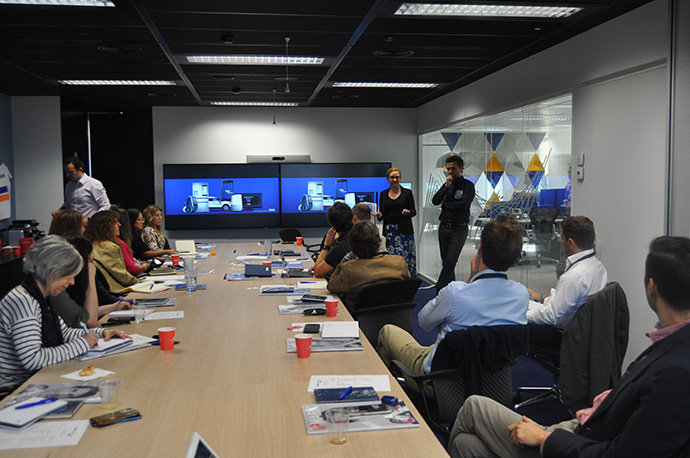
[391,359,432,383]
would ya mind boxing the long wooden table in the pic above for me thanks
[0,242,449,457]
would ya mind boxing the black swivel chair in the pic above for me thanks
[348,278,422,347]
[527,206,562,267]
[515,282,629,414]
[392,325,529,440]
[278,228,321,260]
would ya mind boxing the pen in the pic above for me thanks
[149,282,154,290]
[119,298,134,305]
[151,341,179,346]
[339,386,353,400]
[15,398,57,409]
[80,322,89,334]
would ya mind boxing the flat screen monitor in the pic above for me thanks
[163,164,280,229]
[280,163,391,227]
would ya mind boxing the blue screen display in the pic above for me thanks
[164,178,279,215]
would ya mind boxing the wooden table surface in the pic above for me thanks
[0,242,449,458]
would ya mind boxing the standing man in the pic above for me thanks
[53,154,111,219]
[432,155,475,293]
[527,216,607,357]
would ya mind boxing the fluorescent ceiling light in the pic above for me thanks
[187,55,324,65]
[395,3,583,18]
[210,101,299,107]
[0,0,114,6]
[332,82,438,88]
[59,79,176,86]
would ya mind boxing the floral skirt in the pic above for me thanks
[384,223,417,277]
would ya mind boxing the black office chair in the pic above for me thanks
[515,282,629,414]
[527,206,561,267]
[352,277,422,308]
[278,228,321,260]
[392,325,529,441]
[351,302,417,347]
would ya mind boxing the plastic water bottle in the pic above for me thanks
[184,260,197,292]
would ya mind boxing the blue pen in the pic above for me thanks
[151,341,180,346]
[339,386,353,400]
[149,283,154,290]
[119,298,134,305]
[16,398,57,409]
[80,322,89,334]
[297,258,309,261]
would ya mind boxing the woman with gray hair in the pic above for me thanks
[0,235,128,391]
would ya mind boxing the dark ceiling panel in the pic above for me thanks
[0,0,656,108]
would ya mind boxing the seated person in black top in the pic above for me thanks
[310,202,353,278]
[127,208,173,260]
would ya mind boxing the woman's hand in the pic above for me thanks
[82,333,98,348]
[401,209,411,216]
[103,329,129,341]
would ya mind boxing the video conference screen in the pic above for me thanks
[163,162,391,229]
[280,163,391,227]
[163,164,281,229]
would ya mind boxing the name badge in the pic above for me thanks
[454,189,464,199]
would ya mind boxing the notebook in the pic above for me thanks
[314,386,379,404]
[0,397,68,430]
[245,264,272,277]
[321,321,360,339]
[175,240,198,255]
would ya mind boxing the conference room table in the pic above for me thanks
[0,242,449,458]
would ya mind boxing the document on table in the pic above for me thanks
[308,375,391,392]
[321,321,359,339]
[145,311,185,321]
[0,419,90,450]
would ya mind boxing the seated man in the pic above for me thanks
[310,202,353,278]
[448,236,690,458]
[351,202,387,254]
[327,221,410,311]
[376,215,528,389]
[527,216,607,356]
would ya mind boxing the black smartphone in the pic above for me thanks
[90,408,141,427]
[44,400,84,419]
[303,323,320,333]
[301,294,327,302]
[151,258,163,267]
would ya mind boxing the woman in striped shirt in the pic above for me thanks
[0,236,127,391]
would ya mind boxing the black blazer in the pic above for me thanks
[378,187,416,235]
[544,323,690,458]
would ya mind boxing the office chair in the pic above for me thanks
[278,228,321,260]
[527,206,561,267]
[392,325,529,441]
[352,277,422,308]
[351,302,417,347]
[515,282,629,414]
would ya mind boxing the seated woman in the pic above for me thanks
[0,236,127,391]
[128,208,163,261]
[111,206,150,275]
[52,235,133,328]
[85,211,140,293]
[49,208,85,236]
[142,205,175,256]
[327,221,411,311]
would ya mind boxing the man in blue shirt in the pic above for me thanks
[377,215,528,391]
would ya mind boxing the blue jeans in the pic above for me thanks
[437,223,468,293]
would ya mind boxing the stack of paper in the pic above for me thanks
[321,321,360,339]
[128,281,169,294]
[85,337,133,354]
[0,397,68,430]
[78,334,156,361]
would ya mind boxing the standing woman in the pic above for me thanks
[84,211,140,293]
[0,236,127,391]
[142,205,174,254]
[376,167,417,276]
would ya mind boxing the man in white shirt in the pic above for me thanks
[53,155,111,219]
[527,216,607,357]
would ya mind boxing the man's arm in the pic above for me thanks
[417,286,455,332]
[91,181,111,212]
[431,183,448,206]
[526,271,584,326]
[326,263,349,294]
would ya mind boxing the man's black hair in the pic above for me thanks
[327,202,354,233]
[645,236,690,312]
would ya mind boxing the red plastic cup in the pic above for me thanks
[325,300,338,318]
[171,254,180,266]
[13,246,21,258]
[157,327,176,351]
[295,333,312,358]
[296,237,303,246]
[19,237,34,254]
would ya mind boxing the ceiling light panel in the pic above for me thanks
[394,4,583,18]
[186,56,324,65]
[0,0,114,5]
[210,101,299,107]
[59,80,176,86]
[332,82,438,88]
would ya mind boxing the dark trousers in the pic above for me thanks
[437,223,468,293]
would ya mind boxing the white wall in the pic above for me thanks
[572,67,668,365]
[11,96,63,232]
[152,107,417,239]
[417,0,668,134]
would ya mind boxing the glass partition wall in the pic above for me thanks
[418,95,572,291]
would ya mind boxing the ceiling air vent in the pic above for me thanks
[373,49,414,57]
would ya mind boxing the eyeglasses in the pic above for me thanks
[137,218,145,222]
[389,176,401,180]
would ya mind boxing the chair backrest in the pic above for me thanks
[430,325,529,423]
[352,302,416,347]
[354,278,422,308]
[279,228,302,242]
[529,207,561,241]
[559,281,629,411]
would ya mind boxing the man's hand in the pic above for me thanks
[469,254,480,279]
[324,227,337,247]
[508,416,548,448]
[103,329,129,341]
[445,173,454,187]
[528,289,542,302]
